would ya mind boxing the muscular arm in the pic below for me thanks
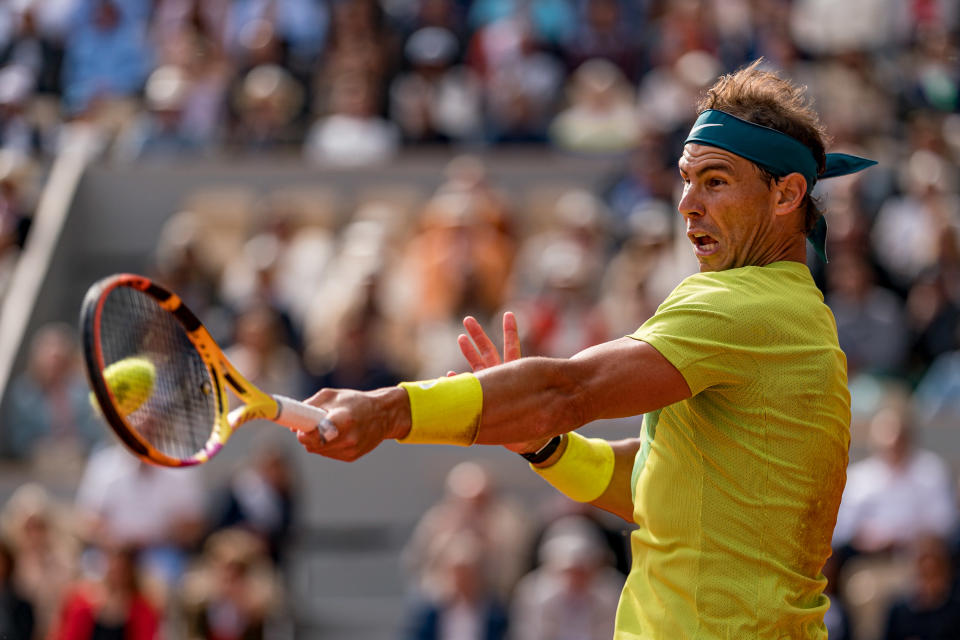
[300,335,689,521]
[464,337,690,445]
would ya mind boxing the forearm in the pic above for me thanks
[474,356,590,444]
[391,356,591,445]
[372,337,686,470]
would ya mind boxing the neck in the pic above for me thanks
[760,234,807,265]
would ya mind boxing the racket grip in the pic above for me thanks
[272,395,337,439]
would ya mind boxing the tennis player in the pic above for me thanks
[297,61,876,638]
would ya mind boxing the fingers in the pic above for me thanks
[297,428,328,454]
[502,311,521,362]
[458,333,486,371]
[462,316,502,368]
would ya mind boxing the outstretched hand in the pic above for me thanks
[457,311,522,372]
[456,312,553,455]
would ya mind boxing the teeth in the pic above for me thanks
[692,232,707,238]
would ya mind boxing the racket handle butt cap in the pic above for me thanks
[273,395,337,439]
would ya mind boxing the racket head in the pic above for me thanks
[80,274,270,466]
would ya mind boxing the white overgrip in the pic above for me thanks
[272,395,338,440]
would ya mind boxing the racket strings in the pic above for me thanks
[98,287,216,460]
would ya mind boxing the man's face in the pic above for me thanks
[678,143,782,272]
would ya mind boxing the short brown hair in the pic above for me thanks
[697,60,830,234]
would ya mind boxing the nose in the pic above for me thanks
[678,183,704,219]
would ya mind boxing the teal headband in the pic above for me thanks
[684,109,877,261]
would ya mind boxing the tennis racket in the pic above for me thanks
[80,273,334,467]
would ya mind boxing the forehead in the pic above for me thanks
[679,143,754,174]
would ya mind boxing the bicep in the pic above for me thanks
[471,337,689,445]
[572,336,691,421]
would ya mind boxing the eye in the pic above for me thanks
[708,177,726,187]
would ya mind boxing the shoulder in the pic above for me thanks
[669,262,814,306]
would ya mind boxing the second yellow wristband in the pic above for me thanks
[531,432,615,502]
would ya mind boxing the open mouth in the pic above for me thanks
[689,231,719,255]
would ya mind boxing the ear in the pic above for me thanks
[772,173,807,217]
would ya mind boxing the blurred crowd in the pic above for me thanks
[0,0,959,638]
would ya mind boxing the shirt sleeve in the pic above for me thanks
[629,274,755,396]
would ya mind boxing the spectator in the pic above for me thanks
[549,58,639,153]
[151,0,229,54]
[123,20,229,159]
[3,323,102,462]
[389,26,483,144]
[150,210,224,322]
[914,346,960,428]
[509,515,623,640]
[180,528,283,640]
[467,17,565,143]
[600,130,676,237]
[0,64,40,154]
[789,0,908,56]
[319,0,395,102]
[825,251,909,378]
[833,400,958,556]
[305,289,407,394]
[225,0,328,76]
[510,188,609,300]
[906,262,960,375]
[74,443,207,589]
[116,64,203,159]
[881,534,960,640]
[230,64,304,151]
[871,149,959,292]
[466,0,576,47]
[61,0,152,117]
[0,483,75,638]
[48,544,161,640]
[224,306,305,398]
[0,0,74,99]
[400,174,515,318]
[304,73,399,166]
[220,195,334,331]
[515,239,610,358]
[599,199,679,336]
[564,0,641,81]
[302,207,416,383]
[399,187,516,375]
[212,445,297,564]
[403,462,534,603]
[402,534,509,640]
[0,539,34,640]
[636,49,721,137]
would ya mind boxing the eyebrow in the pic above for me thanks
[678,161,735,177]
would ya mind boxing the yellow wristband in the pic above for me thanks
[532,433,614,502]
[398,374,483,446]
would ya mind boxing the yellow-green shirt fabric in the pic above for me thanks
[616,261,850,640]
